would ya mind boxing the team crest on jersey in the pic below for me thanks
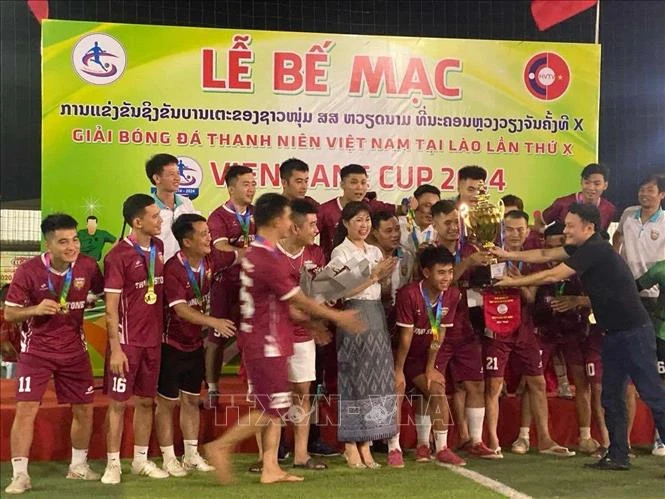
[442,307,449,317]
[206,268,212,280]
[158,252,164,263]
[651,230,660,241]
[73,277,86,290]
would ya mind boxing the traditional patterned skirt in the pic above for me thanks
[337,299,397,442]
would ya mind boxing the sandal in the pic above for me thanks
[248,460,263,473]
[293,458,328,470]
[539,445,576,457]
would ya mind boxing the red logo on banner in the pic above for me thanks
[524,52,570,101]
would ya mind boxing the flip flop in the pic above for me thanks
[262,473,304,484]
[539,445,576,457]
[293,458,328,470]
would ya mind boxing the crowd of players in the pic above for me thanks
[2,154,664,493]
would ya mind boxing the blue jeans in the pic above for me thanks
[602,322,665,464]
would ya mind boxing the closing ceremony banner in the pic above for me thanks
[41,20,600,373]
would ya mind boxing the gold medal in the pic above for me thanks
[144,290,157,305]
[588,312,596,325]
[430,340,441,351]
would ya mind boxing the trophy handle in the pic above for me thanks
[497,198,505,219]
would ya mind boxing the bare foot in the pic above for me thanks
[261,472,304,484]
[204,443,235,484]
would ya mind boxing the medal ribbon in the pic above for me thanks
[229,202,251,245]
[129,236,156,297]
[421,283,444,344]
[44,254,73,310]
[180,252,205,305]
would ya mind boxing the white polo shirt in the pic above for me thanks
[398,216,437,254]
[618,205,665,297]
[152,193,198,261]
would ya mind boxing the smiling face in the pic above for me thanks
[414,192,440,228]
[422,263,454,293]
[182,221,212,257]
[433,209,460,245]
[46,229,81,264]
[638,181,665,210]
[153,163,181,193]
[373,216,401,252]
[133,203,163,237]
[344,209,372,242]
[580,173,608,204]
[503,216,528,251]
[563,212,595,246]
[229,173,257,205]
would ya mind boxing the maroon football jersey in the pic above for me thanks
[207,201,256,286]
[5,253,103,360]
[238,240,300,361]
[395,281,460,362]
[276,243,326,343]
[543,193,616,231]
[103,237,165,348]
[163,250,236,351]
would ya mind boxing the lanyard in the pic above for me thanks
[180,252,205,305]
[421,283,444,344]
[43,254,72,313]
[228,202,251,246]
[128,235,156,302]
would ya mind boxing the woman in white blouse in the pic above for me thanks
[330,202,397,468]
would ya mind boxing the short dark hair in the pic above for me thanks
[413,184,441,200]
[544,221,565,237]
[254,193,289,229]
[280,158,309,180]
[419,246,455,270]
[581,163,609,181]
[41,213,78,236]
[340,164,367,180]
[145,153,179,185]
[224,164,254,187]
[501,194,524,211]
[567,203,600,231]
[172,213,207,247]
[86,215,98,221]
[371,211,396,230]
[458,165,487,181]
[639,174,665,193]
[431,199,458,218]
[290,199,318,226]
[122,194,155,227]
[332,201,371,248]
[504,210,530,224]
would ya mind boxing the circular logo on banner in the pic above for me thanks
[497,304,509,315]
[176,157,203,200]
[524,52,570,101]
[72,34,126,85]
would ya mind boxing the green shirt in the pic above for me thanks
[637,260,665,340]
[77,229,116,261]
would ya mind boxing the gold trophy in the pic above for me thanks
[460,181,506,286]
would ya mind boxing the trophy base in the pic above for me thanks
[463,262,506,289]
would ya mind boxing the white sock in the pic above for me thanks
[107,452,120,466]
[184,440,199,459]
[466,407,485,444]
[434,430,448,452]
[208,382,218,392]
[71,448,88,466]
[519,427,530,440]
[580,427,591,440]
[387,434,401,452]
[133,445,149,463]
[415,414,432,446]
[160,445,176,461]
[11,457,28,478]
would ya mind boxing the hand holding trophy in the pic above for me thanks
[459,181,506,286]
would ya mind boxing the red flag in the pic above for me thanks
[27,0,49,24]
[531,0,597,31]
